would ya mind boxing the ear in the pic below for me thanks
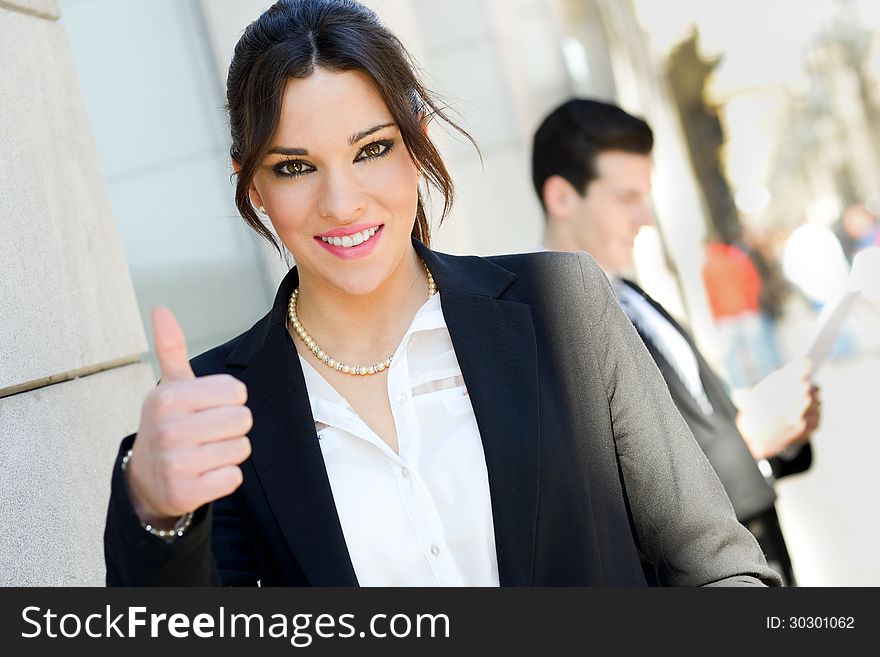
[233,159,266,212]
[542,175,581,221]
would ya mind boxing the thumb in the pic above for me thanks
[152,306,195,382]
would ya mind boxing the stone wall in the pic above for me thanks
[0,0,154,585]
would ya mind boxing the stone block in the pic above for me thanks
[0,362,155,585]
[0,10,147,392]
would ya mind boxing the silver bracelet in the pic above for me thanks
[121,448,194,541]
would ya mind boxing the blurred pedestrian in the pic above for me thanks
[702,240,782,387]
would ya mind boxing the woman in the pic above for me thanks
[104,0,779,587]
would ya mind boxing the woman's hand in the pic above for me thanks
[126,307,252,528]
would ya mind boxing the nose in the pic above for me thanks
[317,166,366,223]
[634,199,654,229]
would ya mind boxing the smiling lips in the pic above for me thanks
[318,225,380,248]
[315,224,384,259]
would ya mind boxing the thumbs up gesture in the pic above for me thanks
[126,307,252,528]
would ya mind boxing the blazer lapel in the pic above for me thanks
[417,243,540,586]
[230,269,358,586]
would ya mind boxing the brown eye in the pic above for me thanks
[274,159,314,178]
[356,140,393,162]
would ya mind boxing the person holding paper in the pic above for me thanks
[532,99,821,585]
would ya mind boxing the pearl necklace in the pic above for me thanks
[288,257,437,376]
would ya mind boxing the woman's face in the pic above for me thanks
[249,68,421,297]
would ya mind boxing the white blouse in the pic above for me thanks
[298,292,500,586]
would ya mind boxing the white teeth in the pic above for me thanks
[320,226,381,248]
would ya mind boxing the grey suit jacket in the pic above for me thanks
[104,245,780,587]
[617,279,810,522]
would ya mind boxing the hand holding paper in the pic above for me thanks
[736,358,821,461]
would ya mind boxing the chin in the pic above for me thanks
[614,251,635,271]
[326,266,389,297]
[336,279,382,297]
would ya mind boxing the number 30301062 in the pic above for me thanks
[766,617,854,629]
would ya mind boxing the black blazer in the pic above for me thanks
[105,245,780,587]
[617,279,811,522]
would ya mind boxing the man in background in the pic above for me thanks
[531,99,820,585]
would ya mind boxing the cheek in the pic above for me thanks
[587,204,619,244]
[256,175,316,232]
[367,158,419,218]
[264,194,314,241]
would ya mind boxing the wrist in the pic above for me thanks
[121,449,194,542]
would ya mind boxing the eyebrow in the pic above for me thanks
[348,122,396,146]
[268,146,309,156]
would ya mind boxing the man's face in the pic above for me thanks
[570,150,653,273]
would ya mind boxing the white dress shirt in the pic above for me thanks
[298,292,500,586]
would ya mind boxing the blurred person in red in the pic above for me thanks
[531,99,821,585]
[703,239,783,388]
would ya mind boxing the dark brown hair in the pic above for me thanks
[227,0,475,251]
[531,99,653,213]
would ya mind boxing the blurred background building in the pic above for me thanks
[2,0,878,584]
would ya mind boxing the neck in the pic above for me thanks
[542,221,580,253]
[542,221,619,278]
[293,247,429,364]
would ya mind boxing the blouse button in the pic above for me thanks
[396,392,408,405]
[430,545,440,557]
[401,466,410,478]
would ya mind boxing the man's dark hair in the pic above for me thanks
[531,99,653,212]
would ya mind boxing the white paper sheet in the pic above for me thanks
[803,288,861,379]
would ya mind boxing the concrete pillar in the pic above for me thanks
[594,0,722,367]
[0,0,154,584]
